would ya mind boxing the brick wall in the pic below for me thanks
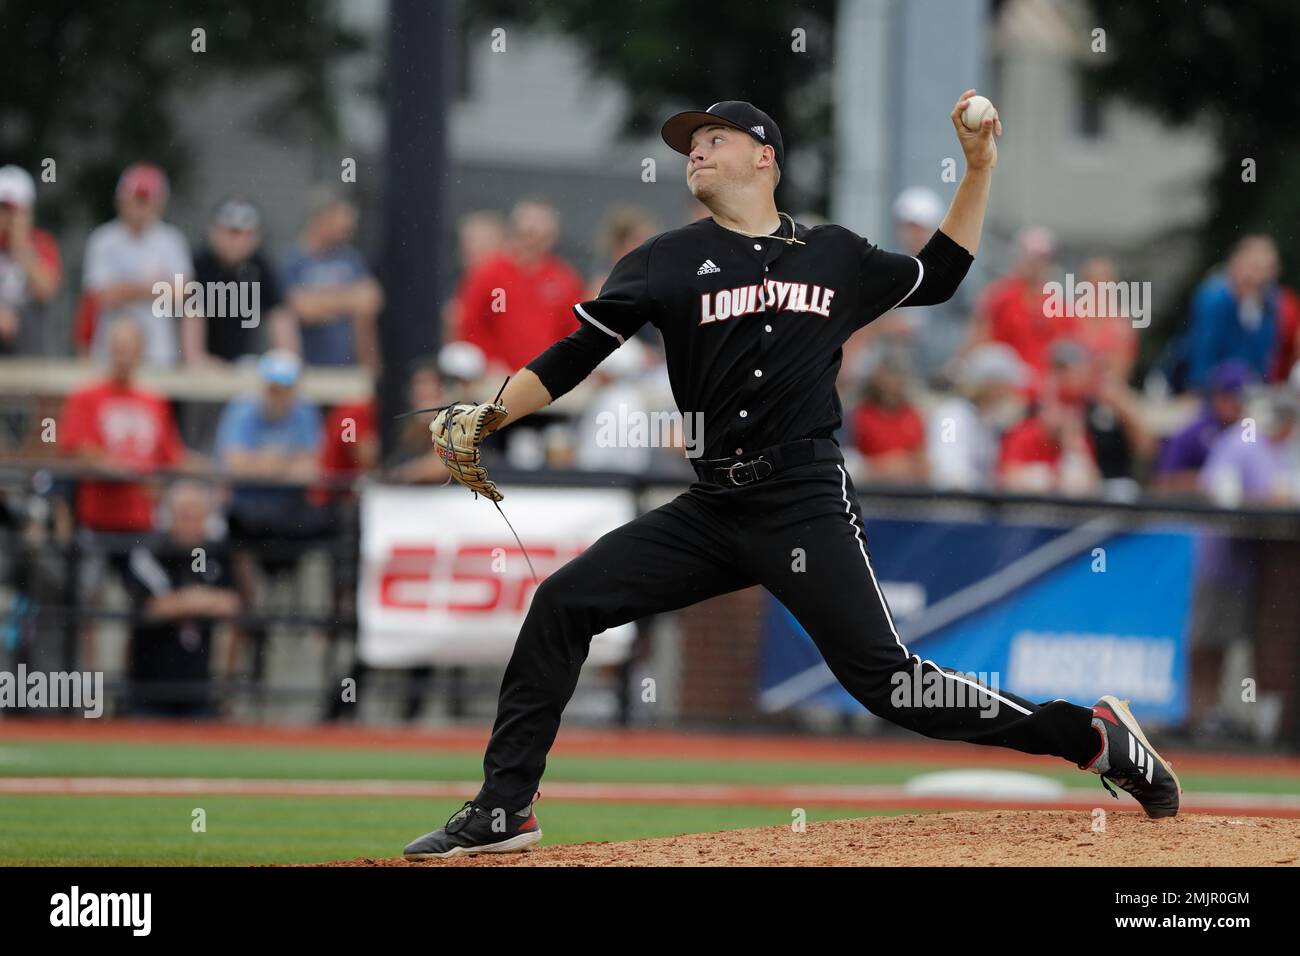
[677,586,767,723]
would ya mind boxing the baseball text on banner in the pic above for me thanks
[760,518,1195,724]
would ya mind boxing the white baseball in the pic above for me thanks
[961,95,996,131]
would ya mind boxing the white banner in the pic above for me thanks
[357,484,638,667]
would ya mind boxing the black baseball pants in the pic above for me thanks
[475,452,1100,813]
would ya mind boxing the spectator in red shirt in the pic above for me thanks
[851,349,928,483]
[60,321,187,532]
[1073,256,1139,383]
[440,211,507,343]
[0,165,62,354]
[964,226,1075,384]
[452,199,586,375]
[1270,284,1300,383]
[998,377,1100,496]
[312,396,378,506]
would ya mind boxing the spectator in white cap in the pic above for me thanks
[573,338,652,473]
[927,343,1030,490]
[0,164,62,354]
[437,340,487,390]
[82,162,193,367]
[843,187,975,389]
[893,187,947,255]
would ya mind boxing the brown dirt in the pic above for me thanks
[312,810,1300,867]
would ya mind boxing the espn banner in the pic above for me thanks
[358,484,638,667]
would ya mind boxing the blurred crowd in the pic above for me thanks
[5,158,1300,719]
[3,161,1300,511]
[839,192,1300,507]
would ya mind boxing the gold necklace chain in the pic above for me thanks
[712,211,805,245]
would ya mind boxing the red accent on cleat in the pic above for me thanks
[1092,703,1119,725]
[1082,725,1106,770]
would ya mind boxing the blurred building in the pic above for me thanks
[987,0,1216,276]
[836,0,1215,282]
[30,0,1219,353]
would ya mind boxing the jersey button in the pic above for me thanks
[754,369,763,377]
[735,448,744,455]
[764,324,772,332]
[753,243,762,251]
[739,410,748,418]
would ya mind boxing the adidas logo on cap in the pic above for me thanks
[750,125,765,139]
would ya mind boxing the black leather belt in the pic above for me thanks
[691,438,842,488]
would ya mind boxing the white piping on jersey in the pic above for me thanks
[574,303,624,344]
[835,464,1032,717]
[129,546,172,597]
[887,256,925,311]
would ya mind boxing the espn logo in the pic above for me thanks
[374,543,587,614]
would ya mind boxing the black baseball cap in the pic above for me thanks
[661,101,784,171]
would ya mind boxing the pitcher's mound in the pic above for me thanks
[323,811,1300,867]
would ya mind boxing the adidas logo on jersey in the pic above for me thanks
[696,259,721,275]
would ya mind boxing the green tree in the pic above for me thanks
[1087,0,1300,367]
[466,0,837,210]
[0,0,363,227]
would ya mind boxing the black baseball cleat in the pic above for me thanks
[1080,695,1182,818]
[403,794,542,860]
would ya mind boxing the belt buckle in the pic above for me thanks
[724,456,772,487]
[726,460,753,486]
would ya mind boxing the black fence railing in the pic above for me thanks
[3,461,1300,739]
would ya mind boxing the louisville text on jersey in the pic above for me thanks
[699,278,837,325]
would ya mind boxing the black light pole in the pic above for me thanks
[377,0,456,454]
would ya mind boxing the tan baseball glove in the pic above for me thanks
[430,401,509,501]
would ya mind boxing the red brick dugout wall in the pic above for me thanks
[678,586,766,722]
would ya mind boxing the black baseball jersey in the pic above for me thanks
[527,218,973,460]
[472,216,1105,821]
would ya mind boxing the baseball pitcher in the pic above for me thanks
[404,93,1180,859]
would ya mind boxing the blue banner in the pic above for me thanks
[759,518,1194,725]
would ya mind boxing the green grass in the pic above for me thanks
[0,740,1295,795]
[0,795,884,866]
[1,735,1298,864]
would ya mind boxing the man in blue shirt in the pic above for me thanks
[215,349,325,541]
[1187,235,1280,390]
[280,194,384,369]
